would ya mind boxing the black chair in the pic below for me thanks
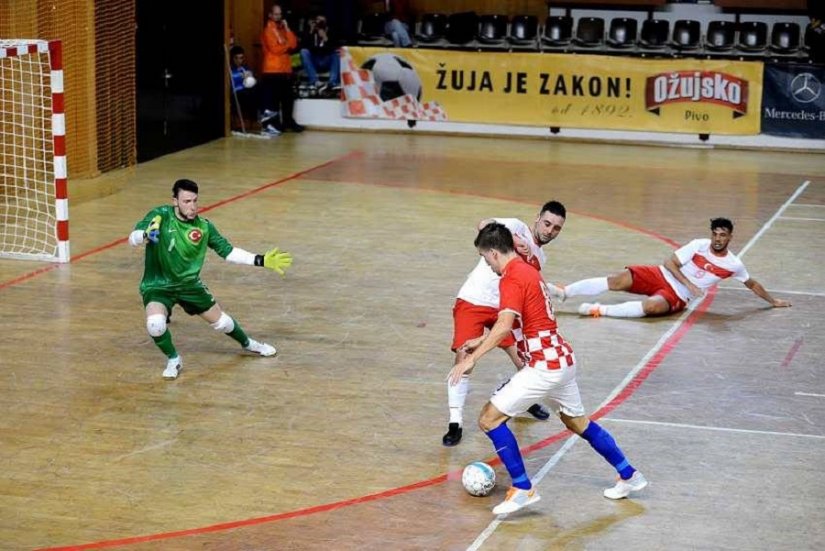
[574,17,605,47]
[446,12,479,46]
[509,14,538,47]
[606,17,638,48]
[542,15,573,48]
[705,21,736,52]
[358,12,389,42]
[737,21,768,52]
[415,13,447,44]
[477,14,508,47]
[770,22,800,54]
[639,19,669,49]
[671,19,701,50]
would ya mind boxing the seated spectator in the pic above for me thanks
[300,14,341,95]
[260,3,304,133]
[229,46,278,135]
[809,0,825,63]
[364,0,412,47]
[385,0,412,47]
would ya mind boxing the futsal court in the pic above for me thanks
[1,131,824,550]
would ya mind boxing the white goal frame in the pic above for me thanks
[0,39,69,262]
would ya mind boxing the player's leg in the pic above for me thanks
[197,303,277,357]
[444,300,485,446]
[483,369,545,514]
[143,291,182,380]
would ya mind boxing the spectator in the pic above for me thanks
[260,3,304,133]
[228,45,278,135]
[300,14,341,95]
[809,0,825,63]
[384,0,413,47]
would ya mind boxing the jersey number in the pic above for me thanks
[539,281,556,321]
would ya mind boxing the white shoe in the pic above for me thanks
[259,109,278,124]
[546,282,567,302]
[604,471,648,499]
[162,356,181,380]
[245,339,277,357]
[492,486,541,515]
[262,124,281,137]
[578,302,603,317]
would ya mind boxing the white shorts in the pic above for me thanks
[490,362,585,418]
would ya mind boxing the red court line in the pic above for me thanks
[39,205,696,551]
[0,152,360,293]
[780,337,804,369]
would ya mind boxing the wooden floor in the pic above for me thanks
[1,132,824,551]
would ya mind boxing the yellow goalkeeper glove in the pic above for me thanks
[145,215,162,244]
[262,247,293,276]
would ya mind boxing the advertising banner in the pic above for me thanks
[762,63,825,139]
[341,47,763,135]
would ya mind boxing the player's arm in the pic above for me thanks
[449,312,515,385]
[743,278,791,308]
[663,252,702,297]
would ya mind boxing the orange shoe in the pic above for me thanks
[492,486,541,515]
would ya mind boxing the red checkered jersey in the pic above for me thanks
[499,257,575,370]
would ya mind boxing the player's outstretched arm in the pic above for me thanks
[744,278,791,308]
[225,246,293,277]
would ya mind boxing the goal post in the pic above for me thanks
[0,39,69,263]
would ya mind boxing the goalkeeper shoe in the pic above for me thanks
[578,303,603,318]
[546,282,567,302]
[163,356,182,380]
[245,339,277,357]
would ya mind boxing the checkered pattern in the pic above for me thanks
[521,330,575,370]
[340,48,447,122]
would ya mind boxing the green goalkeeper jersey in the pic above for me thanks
[135,206,234,293]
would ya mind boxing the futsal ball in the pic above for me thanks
[361,53,422,103]
[243,75,257,88]
[462,461,496,497]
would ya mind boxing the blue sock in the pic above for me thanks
[581,421,636,480]
[486,423,531,490]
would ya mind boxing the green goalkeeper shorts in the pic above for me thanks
[142,282,216,315]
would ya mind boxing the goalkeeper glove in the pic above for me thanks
[255,247,293,276]
[145,215,162,244]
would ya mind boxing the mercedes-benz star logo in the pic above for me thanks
[790,72,821,104]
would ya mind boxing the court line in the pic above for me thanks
[602,418,825,440]
[722,287,825,298]
[467,179,809,550]
[778,216,825,222]
[36,178,806,551]
[0,151,361,292]
[781,337,804,369]
[795,392,825,398]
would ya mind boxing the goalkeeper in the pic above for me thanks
[128,178,293,380]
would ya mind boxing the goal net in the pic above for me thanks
[0,39,69,262]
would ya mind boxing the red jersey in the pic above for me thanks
[499,257,575,370]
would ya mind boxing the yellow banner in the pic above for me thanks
[342,47,763,135]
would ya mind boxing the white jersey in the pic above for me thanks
[659,238,750,302]
[457,218,546,308]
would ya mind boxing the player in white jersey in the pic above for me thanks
[443,201,567,446]
[548,217,790,318]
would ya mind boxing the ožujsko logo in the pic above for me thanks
[645,71,749,118]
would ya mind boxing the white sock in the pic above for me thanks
[447,375,470,425]
[602,301,646,318]
[565,277,609,297]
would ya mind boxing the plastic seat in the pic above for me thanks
[509,15,538,46]
[359,12,388,41]
[477,14,508,47]
[639,19,669,49]
[737,21,768,52]
[770,22,800,54]
[574,17,604,47]
[706,21,735,51]
[542,15,573,47]
[607,18,637,48]
[415,13,447,44]
[447,12,479,46]
[671,20,701,50]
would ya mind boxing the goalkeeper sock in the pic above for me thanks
[227,317,251,347]
[152,330,178,359]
